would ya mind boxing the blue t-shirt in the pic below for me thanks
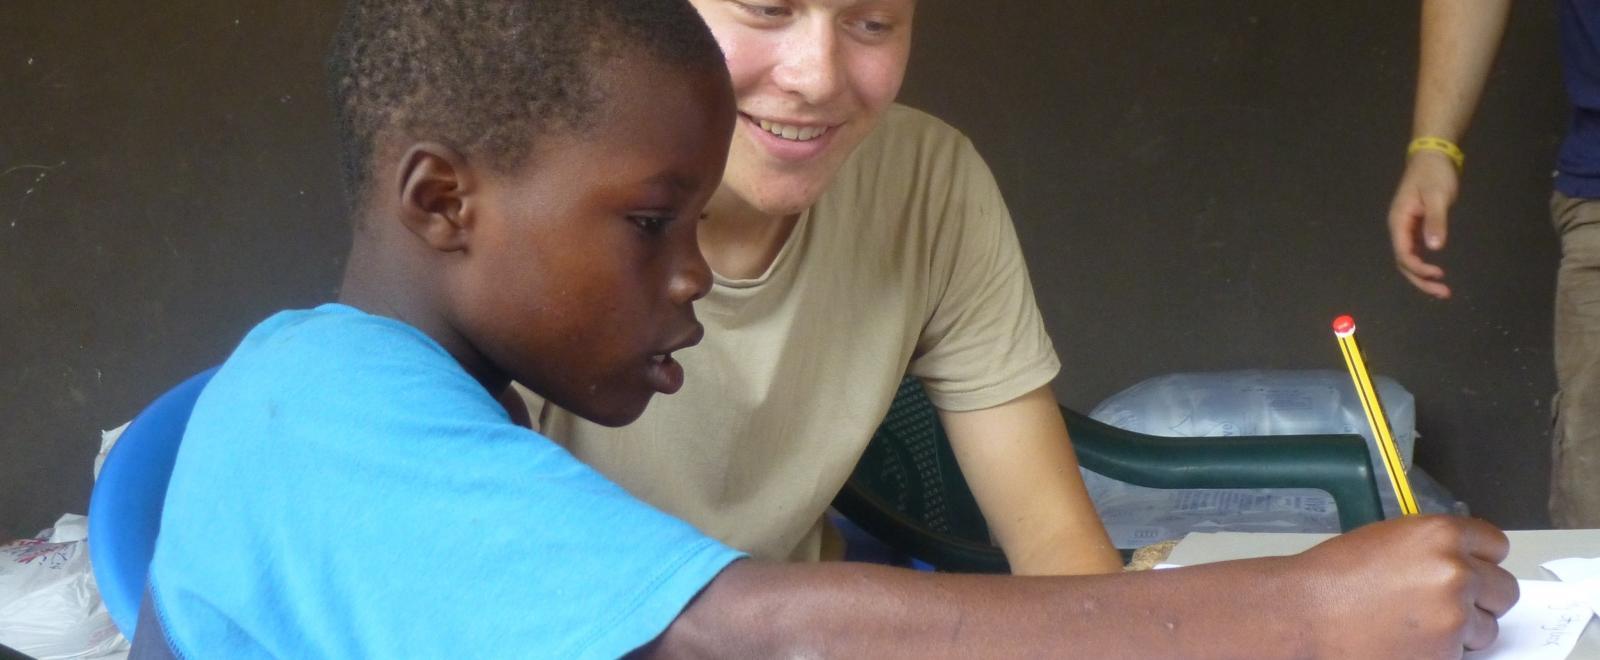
[146,304,743,658]
[1558,0,1600,197]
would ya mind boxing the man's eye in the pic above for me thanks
[851,16,896,38]
[629,215,670,233]
[733,1,788,20]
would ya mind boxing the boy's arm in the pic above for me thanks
[936,385,1122,575]
[1387,0,1513,299]
[646,515,1517,658]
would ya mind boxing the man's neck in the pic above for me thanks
[697,187,803,281]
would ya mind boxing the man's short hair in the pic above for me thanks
[328,0,724,204]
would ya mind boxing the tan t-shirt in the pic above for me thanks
[523,104,1060,561]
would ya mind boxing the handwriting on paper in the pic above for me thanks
[1464,580,1591,660]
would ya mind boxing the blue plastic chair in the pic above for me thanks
[88,367,217,639]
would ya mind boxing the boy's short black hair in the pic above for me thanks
[328,0,725,205]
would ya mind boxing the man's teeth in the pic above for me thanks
[651,354,668,365]
[756,119,828,141]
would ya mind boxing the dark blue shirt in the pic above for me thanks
[1557,0,1600,197]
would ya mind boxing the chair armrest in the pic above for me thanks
[832,482,1012,573]
[1062,406,1386,532]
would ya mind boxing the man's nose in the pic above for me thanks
[771,17,843,106]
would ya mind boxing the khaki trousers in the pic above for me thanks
[1550,191,1600,527]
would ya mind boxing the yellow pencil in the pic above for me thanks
[1332,314,1419,516]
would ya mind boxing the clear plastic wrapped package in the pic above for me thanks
[1082,370,1466,549]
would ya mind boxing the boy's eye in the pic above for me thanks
[629,214,671,234]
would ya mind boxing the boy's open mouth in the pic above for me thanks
[646,353,685,394]
[646,324,701,395]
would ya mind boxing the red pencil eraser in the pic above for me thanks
[1332,315,1356,335]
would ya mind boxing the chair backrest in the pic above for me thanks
[833,378,1012,573]
[89,367,217,639]
[834,376,1385,573]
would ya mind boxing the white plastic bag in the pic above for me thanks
[1083,370,1465,549]
[1088,369,1416,472]
[93,422,128,481]
[0,514,129,659]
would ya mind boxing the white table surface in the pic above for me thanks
[1165,530,1600,658]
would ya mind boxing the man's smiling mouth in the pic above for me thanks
[747,115,832,141]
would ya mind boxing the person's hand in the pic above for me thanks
[1291,515,1517,657]
[1387,152,1462,299]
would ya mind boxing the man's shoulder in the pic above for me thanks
[826,104,981,204]
[880,103,963,135]
[856,103,973,159]
[821,104,993,219]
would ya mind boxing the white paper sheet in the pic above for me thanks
[1541,557,1600,620]
[1464,580,1591,660]
[1543,557,1600,583]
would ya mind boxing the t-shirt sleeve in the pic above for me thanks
[907,135,1061,411]
[149,311,744,659]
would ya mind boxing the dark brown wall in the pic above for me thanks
[1,2,348,541]
[896,0,1564,529]
[0,1,1564,540]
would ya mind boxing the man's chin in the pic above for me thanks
[729,175,831,219]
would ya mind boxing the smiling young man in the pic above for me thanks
[526,0,1123,574]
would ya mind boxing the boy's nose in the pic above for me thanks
[772,18,843,106]
[670,247,713,305]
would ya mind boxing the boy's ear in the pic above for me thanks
[394,143,478,252]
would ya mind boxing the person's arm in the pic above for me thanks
[935,385,1121,575]
[646,515,1517,658]
[1388,0,1513,299]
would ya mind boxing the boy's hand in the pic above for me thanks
[1292,515,1517,657]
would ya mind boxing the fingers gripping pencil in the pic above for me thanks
[1332,315,1419,516]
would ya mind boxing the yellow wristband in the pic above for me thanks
[1407,136,1464,170]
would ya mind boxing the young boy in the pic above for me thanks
[139,1,740,656]
[140,0,1516,657]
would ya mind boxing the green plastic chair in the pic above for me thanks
[832,377,1385,573]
